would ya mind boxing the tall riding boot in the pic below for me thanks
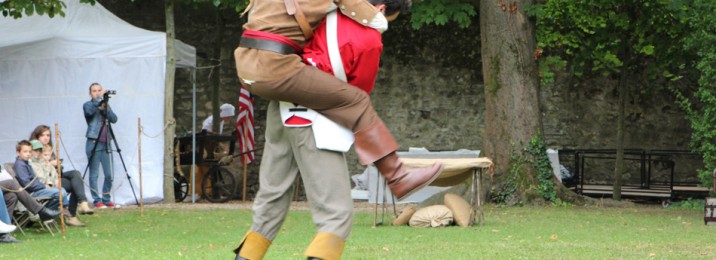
[304,233,345,260]
[354,120,444,200]
[234,231,271,260]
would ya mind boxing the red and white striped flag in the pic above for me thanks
[235,85,255,164]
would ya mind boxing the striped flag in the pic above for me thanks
[235,85,255,164]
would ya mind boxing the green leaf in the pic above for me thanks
[640,45,655,55]
[36,4,45,15]
[25,4,34,16]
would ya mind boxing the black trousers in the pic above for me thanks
[61,170,87,216]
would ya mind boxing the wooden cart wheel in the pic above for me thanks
[202,166,236,203]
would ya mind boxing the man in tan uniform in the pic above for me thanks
[234,0,443,259]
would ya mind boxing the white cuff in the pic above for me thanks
[369,12,388,33]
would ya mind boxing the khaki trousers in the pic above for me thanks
[238,48,379,132]
[251,101,354,240]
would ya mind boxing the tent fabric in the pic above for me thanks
[0,0,196,67]
[0,0,196,205]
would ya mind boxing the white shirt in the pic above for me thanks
[202,116,225,134]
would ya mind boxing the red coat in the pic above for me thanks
[301,12,383,94]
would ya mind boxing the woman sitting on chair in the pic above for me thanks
[30,125,94,216]
[27,139,93,227]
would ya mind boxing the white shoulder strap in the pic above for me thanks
[312,11,354,152]
[326,11,347,82]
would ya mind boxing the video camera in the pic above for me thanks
[98,90,117,108]
[103,90,117,100]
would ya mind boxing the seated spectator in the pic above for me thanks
[30,125,95,214]
[29,125,63,169]
[13,140,67,213]
[29,140,93,227]
[0,191,18,243]
[0,179,61,243]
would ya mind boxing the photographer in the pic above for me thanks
[82,82,118,209]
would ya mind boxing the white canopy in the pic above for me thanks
[0,0,196,205]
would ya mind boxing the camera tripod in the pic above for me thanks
[82,93,139,206]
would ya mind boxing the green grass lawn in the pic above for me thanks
[1,203,714,259]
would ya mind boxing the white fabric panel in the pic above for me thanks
[0,1,166,60]
[0,57,166,205]
[175,40,197,68]
[0,0,196,205]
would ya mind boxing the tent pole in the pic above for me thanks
[138,117,144,215]
[242,113,250,202]
[191,68,197,203]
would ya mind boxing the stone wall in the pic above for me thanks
[99,0,697,198]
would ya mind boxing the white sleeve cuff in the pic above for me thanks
[369,12,388,33]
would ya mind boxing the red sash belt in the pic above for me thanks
[240,30,302,55]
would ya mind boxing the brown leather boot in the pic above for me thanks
[354,120,444,200]
[375,152,443,200]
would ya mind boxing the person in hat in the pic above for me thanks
[28,140,93,227]
[13,140,67,212]
[202,103,236,134]
[29,125,95,213]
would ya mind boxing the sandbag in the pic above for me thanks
[409,205,453,227]
[392,205,417,226]
[444,193,472,227]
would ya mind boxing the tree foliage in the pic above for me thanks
[178,0,248,13]
[409,0,477,29]
[526,0,691,85]
[1,0,95,18]
[526,0,693,199]
[674,0,716,188]
[184,0,480,29]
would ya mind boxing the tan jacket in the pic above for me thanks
[29,156,58,187]
[236,0,379,82]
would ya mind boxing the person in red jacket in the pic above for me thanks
[235,0,442,212]
[234,1,411,259]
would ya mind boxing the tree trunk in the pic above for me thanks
[611,28,636,199]
[612,70,628,200]
[210,11,225,132]
[163,0,176,203]
[480,0,542,199]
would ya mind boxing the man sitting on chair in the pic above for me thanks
[0,178,61,243]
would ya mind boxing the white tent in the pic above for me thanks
[0,0,196,205]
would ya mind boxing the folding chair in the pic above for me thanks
[11,195,60,236]
[3,162,61,236]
